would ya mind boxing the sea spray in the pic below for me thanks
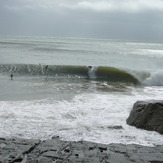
[88,66,96,79]
[143,71,163,86]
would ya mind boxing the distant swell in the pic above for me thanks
[0,64,140,84]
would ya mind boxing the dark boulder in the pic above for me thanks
[126,100,163,134]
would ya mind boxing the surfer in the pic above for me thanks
[45,65,49,78]
[10,73,13,80]
[88,66,94,79]
[45,65,48,74]
[88,66,92,69]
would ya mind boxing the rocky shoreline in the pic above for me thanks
[0,137,163,163]
[1,100,163,163]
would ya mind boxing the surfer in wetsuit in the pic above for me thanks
[10,73,13,80]
[45,65,49,78]
[88,66,92,69]
[88,66,93,79]
[45,65,48,74]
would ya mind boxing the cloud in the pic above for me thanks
[60,0,163,13]
[2,0,57,12]
[2,0,163,14]
[0,0,163,41]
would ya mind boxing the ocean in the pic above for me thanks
[0,36,163,146]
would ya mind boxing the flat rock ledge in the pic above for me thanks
[0,137,163,163]
[126,100,163,134]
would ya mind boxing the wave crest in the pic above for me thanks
[0,64,139,84]
[143,71,163,86]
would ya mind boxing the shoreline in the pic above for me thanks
[0,137,163,163]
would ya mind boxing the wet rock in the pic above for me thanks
[0,137,40,163]
[126,100,163,134]
[0,137,163,163]
[107,125,123,129]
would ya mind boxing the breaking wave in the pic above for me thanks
[0,64,139,84]
[1,64,163,86]
[142,71,163,86]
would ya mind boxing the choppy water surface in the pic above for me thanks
[0,36,163,146]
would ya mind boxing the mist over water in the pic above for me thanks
[0,36,163,146]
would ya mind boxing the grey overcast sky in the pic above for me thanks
[0,0,163,41]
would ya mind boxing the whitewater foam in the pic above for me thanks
[143,71,163,86]
[0,88,163,146]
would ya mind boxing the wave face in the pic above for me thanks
[0,64,139,84]
[3,64,163,86]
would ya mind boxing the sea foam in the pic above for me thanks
[0,88,163,146]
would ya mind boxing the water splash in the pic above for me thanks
[143,71,163,86]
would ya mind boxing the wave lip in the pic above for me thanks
[0,64,139,84]
[143,71,163,86]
